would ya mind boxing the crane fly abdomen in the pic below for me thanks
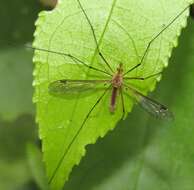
[110,87,118,113]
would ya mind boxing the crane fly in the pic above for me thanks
[49,63,172,119]
[47,1,191,121]
[30,0,191,184]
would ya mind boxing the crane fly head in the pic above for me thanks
[117,62,124,74]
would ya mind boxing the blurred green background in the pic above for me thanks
[0,1,194,190]
[0,1,55,189]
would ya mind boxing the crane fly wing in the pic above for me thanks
[137,93,174,120]
[49,79,110,98]
[124,84,174,120]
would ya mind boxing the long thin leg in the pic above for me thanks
[120,87,125,120]
[48,85,111,184]
[124,71,162,81]
[3,40,111,76]
[124,5,190,76]
[124,63,141,75]
[26,45,112,76]
[66,54,111,76]
[77,0,114,73]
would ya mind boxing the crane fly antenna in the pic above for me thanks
[77,0,114,73]
[124,4,191,76]
[48,85,111,184]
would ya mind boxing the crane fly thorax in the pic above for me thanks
[112,73,123,88]
[111,64,124,88]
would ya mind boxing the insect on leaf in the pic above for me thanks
[33,0,192,189]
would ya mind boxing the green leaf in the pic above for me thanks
[33,0,193,189]
[64,17,194,190]
[0,47,34,121]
